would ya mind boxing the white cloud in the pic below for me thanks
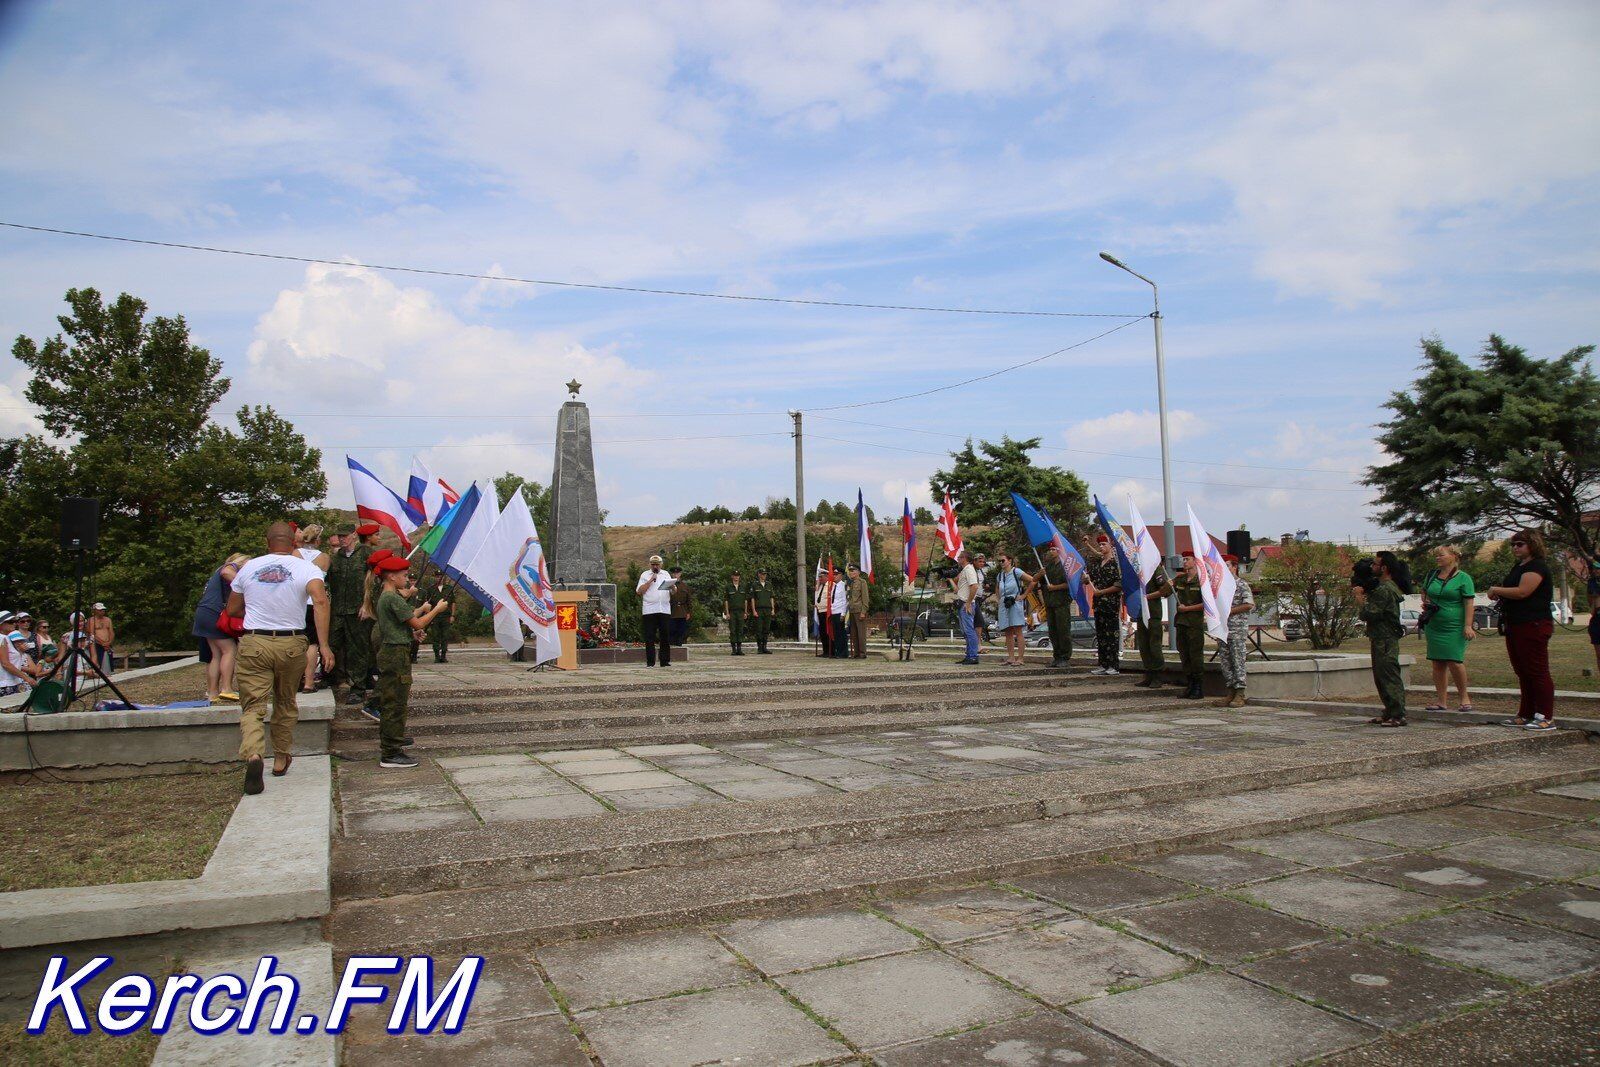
[1064,409,1204,450]
[0,377,45,438]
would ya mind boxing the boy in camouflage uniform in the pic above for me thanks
[1173,552,1207,699]
[372,555,450,769]
[1215,555,1255,708]
[1085,534,1123,675]
[1133,570,1171,687]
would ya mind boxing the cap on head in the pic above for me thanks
[0,611,12,624]
[668,566,682,575]
[92,602,107,610]
[355,523,380,538]
[1096,533,1110,544]
[730,570,741,576]
[366,549,394,568]
[847,563,860,572]
[649,554,663,564]
[1180,550,1196,559]
[335,523,356,536]
[375,556,410,573]
[756,567,767,574]
[14,611,30,621]
[1223,553,1240,563]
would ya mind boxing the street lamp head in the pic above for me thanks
[1098,251,1126,269]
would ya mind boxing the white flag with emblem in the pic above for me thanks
[462,489,561,664]
[1186,502,1236,642]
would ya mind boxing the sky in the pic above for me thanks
[1,0,1596,543]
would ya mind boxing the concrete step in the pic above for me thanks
[336,680,1142,737]
[325,735,1600,954]
[1263,698,1600,736]
[332,694,1195,755]
[333,729,1585,900]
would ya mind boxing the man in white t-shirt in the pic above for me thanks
[226,521,334,795]
[636,554,674,667]
[953,551,981,665]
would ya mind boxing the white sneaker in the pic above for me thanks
[1104,668,1121,676]
[1089,667,1107,676]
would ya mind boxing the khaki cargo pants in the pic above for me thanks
[237,633,307,760]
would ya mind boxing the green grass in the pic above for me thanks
[1268,626,1597,692]
[0,769,237,891]
[0,1024,158,1067]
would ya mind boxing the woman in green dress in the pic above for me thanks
[1421,545,1475,710]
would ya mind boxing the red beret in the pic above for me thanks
[1096,533,1110,543]
[1180,550,1196,558]
[366,549,394,568]
[1223,553,1240,563]
[354,522,380,536]
[374,556,410,573]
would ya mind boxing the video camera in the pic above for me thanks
[1350,557,1379,593]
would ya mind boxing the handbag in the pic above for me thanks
[1414,569,1440,635]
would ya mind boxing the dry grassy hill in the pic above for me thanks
[603,520,988,571]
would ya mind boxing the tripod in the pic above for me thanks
[21,544,132,713]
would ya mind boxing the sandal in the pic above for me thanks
[1424,703,1446,711]
[1367,717,1386,725]
[1458,704,1473,712]
[1377,718,1406,727]
[272,754,294,777]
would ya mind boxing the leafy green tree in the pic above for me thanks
[492,471,552,534]
[912,506,935,524]
[3,288,327,646]
[1260,540,1361,649]
[739,505,762,521]
[930,436,1092,554]
[678,505,710,524]
[762,496,797,519]
[1367,335,1599,558]
[706,505,735,523]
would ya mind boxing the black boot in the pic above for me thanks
[1183,681,1205,700]
[1133,672,1154,688]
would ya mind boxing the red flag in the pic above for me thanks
[823,556,837,641]
[937,491,963,559]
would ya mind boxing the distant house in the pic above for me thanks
[1115,524,1228,561]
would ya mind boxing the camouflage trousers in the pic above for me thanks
[1219,623,1248,691]
[375,645,413,758]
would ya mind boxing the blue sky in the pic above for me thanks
[1,0,1596,541]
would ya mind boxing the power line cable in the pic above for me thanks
[0,222,1144,318]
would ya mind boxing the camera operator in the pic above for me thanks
[1352,550,1409,726]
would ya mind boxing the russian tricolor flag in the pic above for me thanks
[347,456,420,550]
[901,497,918,584]
[856,489,874,583]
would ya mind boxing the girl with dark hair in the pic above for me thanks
[1488,529,1556,729]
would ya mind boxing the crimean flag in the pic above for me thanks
[1186,502,1237,641]
[1093,495,1147,623]
[855,489,874,583]
[936,491,963,558]
[900,497,918,584]
[346,456,420,551]
[416,491,464,557]
[1009,492,1091,617]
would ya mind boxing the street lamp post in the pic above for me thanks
[1099,251,1177,650]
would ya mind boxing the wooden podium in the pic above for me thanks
[553,590,589,670]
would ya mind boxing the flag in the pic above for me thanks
[1094,496,1147,623]
[347,456,420,550]
[1186,502,1237,641]
[823,556,837,642]
[462,488,561,665]
[936,491,963,558]
[1009,492,1091,616]
[427,482,497,611]
[855,489,875,583]
[415,492,464,557]
[491,604,525,658]
[901,497,919,584]
[406,457,449,524]
[438,478,461,508]
[1127,495,1163,586]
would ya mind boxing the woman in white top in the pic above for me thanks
[296,524,331,692]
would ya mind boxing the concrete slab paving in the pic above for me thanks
[1069,971,1374,1067]
[1118,895,1330,965]
[1472,792,1600,820]
[537,928,752,1010]
[340,951,559,1048]
[1329,813,1487,849]
[874,1011,1159,1066]
[473,793,607,822]
[570,770,686,791]
[709,777,832,801]
[1341,854,1533,901]
[1533,820,1600,850]
[343,805,480,835]
[1240,870,1440,931]
[1420,803,1558,833]
[1237,939,1513,1029]
[1131,847,1305,888]
[715,907,924,974]
[1481,883,1600,939]
[550,758,651,777]
[540,747,626,762]
[954,918,1189,1004]
[1539,780,1600,801]
[577,983,846,1067]
[452,775,579,802]
[778,949,1033,1050]
[875,886,1067,943]
[1231,829,1406,868]
[624,743,714,756]
[447,762,554,785]
[1377,910,1600,983]
[1006,865,1193,913]
[1435,836,1600,880]
[339,783,463,814]
[436,752,538,770]
[344,1012,588,1066]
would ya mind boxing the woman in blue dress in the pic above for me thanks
[192,553,248,702]
[993,550,1031,665]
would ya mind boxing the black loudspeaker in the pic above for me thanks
[1226,529,1252,565]
[60,497,99,552]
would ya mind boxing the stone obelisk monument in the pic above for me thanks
[548,380,615,616]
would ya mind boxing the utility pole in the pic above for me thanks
[792,410,808,643]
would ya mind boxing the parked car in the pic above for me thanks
[1399,608,1420,636]
[889,606,998,643]
[1023,617,1097,650]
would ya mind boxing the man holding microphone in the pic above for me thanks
[637,554,674,667]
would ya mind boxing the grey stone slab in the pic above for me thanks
[551,758,651,777]
[578,983,843,1067]
[944,744,1050,761]
[1070,971,1373,1067]
[539,929,750,1011]
[716,907,923,974]
[781,756,886,779]
[1241,871,1439,931]
[448,762,554,785]
[1539,780,1600,801]
[779,950,1031,1050]
[1533,821,1600,850]
[539,747,626,762]
[623,743,714,756]
[1378,910,1600,984]
[956,918,1188,1004]
[344,1012,587,1067]
[1131,848,1305,888]
[604,785,725,811]
[1342,854,1532,901]
[454,775,578,802]
[876,887,1067,944]
[1233,829,1407,868]
[474,793,607,822]
[1120,896,1330,965]
[709,777,831,801]
[570,769,686,791]
[1435,836,1600,880]
[1007,865,1192,913]
[436,753,537,770]
[673,764,793,785]
[340,952,558,1048]
[1473,792,1600,820]
[340,784,464,814]
[832,771,932,792]
[1483,883,1600,939]
[343,804,480,836]
[875,1011,1158,1066]
[1329,814,1486,849]
[1420,803,1558,833]
[1237,939,1512,1029]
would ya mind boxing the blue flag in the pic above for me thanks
[1009,492,1090,616]
[1093,495,1147,623]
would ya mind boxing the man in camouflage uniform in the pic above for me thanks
[1085,534,1124,675]
[1215,555,1255,708]
[1030,545,1075,669]
[750,567,776,654]
[325,522,374,704]
[1355,552,1408,725]
[1173,551,1207,699]
[420,571,455,663]
[1133,570,1170,687]
[723,570,749,656]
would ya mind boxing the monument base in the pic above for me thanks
[577,646,691,665]
[555,581,615,619]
